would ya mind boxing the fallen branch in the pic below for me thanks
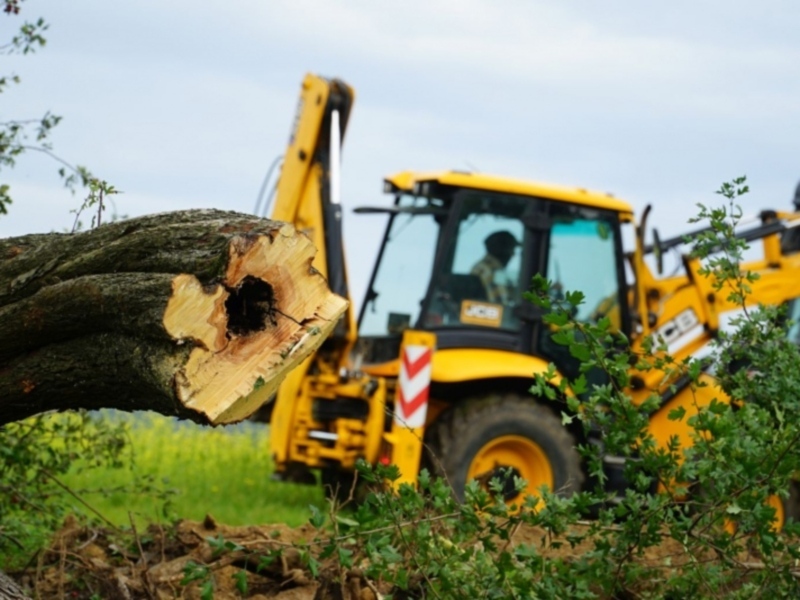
[0,209,347,425]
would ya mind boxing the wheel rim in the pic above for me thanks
[467,435,554,504]
[723,494,786,534]
[768,494,786,531]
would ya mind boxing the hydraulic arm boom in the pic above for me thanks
[270,73,356,340]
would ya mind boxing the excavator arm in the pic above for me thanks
[266,74,361,475]
[270,73,356,340]
[628,206,800,400]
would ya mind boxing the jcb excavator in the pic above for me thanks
[263,73,800,521]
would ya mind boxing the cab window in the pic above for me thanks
[359,196,441,337]
[424,192,534,330]
[547,208,621,330]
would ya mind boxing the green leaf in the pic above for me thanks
[566,290,585,307]
[200,580,214,600]
[335,514,360,528]
[337,546,354,568]
[256,552,278,572]
[180,561,209,586]
[206,534,243,557]
[307,556,321,578]
[569,343,591,362]
[571,374,587,395]
[544,311,569,326]
[379,544,404,564]
[667,406,686,422]
[232,570,248,596]
[551,330,571,346]
[726,503,742,515]
[309,504,325,528]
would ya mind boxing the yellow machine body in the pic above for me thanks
[266,72,800,500]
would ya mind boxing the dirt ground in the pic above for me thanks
[11,515,394,600]
[3,514,745,599]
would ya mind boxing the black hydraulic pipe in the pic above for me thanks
[646,218,786,257]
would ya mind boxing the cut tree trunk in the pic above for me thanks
[0,209,348,426]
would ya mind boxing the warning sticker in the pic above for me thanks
[460,300,503,327]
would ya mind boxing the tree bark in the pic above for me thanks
[0,569,30,600]
[0,209,348,426]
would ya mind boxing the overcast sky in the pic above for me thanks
[3,1,800,304]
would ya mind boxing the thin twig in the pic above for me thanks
[388,503,442,600]
[21,144,77,173]
[40,468,122,533]
[129,512,156,600]
[359,573,383,600]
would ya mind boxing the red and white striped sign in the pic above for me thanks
[395,345,432,428]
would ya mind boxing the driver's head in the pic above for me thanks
[484,230,519,267]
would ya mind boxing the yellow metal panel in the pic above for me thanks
[387,330,436,488]
[362,359,400,378]
[401,329,438,348]
[363,378,387,465]
[430,348,558,385]
[271,74,330,224]
[385,427,427,491]
[384,170,634,218]
[295,163,328,277]
[363,348,558,385]
[647,374,728,455]
[269,354,314,465]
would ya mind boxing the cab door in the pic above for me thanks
[420,189,546,353]
[534,203,630,381]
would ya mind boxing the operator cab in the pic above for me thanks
[355,171,635,373]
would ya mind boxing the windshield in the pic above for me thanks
[423,191,534,330]
[358,195,444,336]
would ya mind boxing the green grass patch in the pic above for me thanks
[61,411,322,528]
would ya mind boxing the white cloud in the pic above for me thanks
[4,0,800,307]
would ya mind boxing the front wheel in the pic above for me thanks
[424,393,584,505]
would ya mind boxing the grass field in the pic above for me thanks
[60,411,323,529]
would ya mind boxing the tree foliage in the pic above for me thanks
[0,0,130,563]
[1,0,116,227]
[0,413,130,556]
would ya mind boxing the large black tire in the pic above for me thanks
[424,394,584,504]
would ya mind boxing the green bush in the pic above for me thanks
[287,178,800,598]
[0,411,130,561]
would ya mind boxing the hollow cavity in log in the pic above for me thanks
[224,276,277,337]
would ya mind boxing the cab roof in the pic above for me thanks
[384,170,635,221]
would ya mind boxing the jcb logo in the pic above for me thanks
[465,304,500,320]
[460,301,503,327]
[656,308,700,345]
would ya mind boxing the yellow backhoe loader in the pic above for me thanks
[262,73,800,523]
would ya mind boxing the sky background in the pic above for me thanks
[3,1,800,307]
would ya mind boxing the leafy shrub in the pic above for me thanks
[293,179,800,598]
[0,411,130,561]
